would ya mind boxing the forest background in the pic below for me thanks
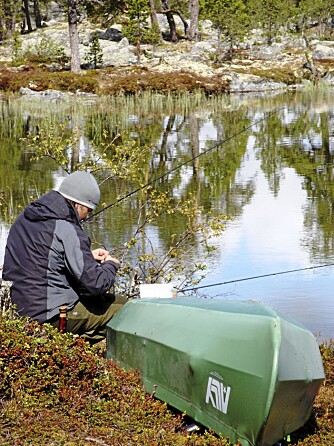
[0,0,333,92]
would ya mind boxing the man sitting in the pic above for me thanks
[3,171,126,344]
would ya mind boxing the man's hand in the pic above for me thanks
[92,248,120,267]
[92,248,109,261]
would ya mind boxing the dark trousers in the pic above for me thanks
[49,293,127,344]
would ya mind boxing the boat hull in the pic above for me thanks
[106,297,324,446]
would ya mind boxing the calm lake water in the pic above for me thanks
[1,89,334,339]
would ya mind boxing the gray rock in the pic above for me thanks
[183,54,205,62]
[248,45,283,61]
[191,41,216,55]
[96,27,123,42]
[322,72,334,85]
[46,1,65,21]
[119,37,129,48]
[19,87,72,100]
[43,19,59,27]
[228,73,286,93]
[200,20,213,34]
[313,44,334,60]
[102,42,138,67]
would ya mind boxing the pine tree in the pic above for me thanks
[86,31,103,68]
[122,0,160,63]
[200,0,250,60]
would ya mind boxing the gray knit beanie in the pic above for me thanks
[57,171,100,210]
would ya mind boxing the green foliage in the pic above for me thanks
[85,32,103,68]
[251,0,292,44]
[120,188,228,292]
[21,120,77,174]
[85,0,127,26]
[0,68,99,93]
[11,31,25,66]
[0,0,23,42]
[20,33,68,65]
[199,0,250,59]
[122,0,160,62]
[22,118,152,177]
[0,315,232,445]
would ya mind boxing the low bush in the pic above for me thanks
[100,68,230,95]
[13,34,68,66]
[0,67,230,95]
[1,315,334,445]
[0,68,99,93]
[0,316,230,445]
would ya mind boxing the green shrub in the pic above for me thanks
[85,32,104,68]
[22,34,68,65]
[0,68,99,93]
[0,316,231,445]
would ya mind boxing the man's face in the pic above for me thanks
[75,203,93,221]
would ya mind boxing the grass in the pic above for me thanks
[1,314,334,445]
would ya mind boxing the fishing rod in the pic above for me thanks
[177,263,334,293]
[88,107,284,221]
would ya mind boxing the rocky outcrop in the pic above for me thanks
[227,72,287,93]
[312,41,334,60]
[19,87,72,99]
[0,16,333,94]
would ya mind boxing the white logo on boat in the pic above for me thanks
[205,374,231,414]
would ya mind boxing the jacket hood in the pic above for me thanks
[24,190,79,224]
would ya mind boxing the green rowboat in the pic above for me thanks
[106,297,324,446]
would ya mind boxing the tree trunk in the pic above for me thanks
[70,116,80,172]
[189,113,199,176]
[148,0,159,31]
[34,0,42,28]
[156,8,189,38]
[217,27,222,62]
[188,0,199,41]
[23,0,33,33]
[1,1,17,40]
[160,115,176,163]
[68,0,81,73]
[161,0,178,42]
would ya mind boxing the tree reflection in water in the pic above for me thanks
[1,90,334,338]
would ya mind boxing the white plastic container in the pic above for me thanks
[139,283,175,299]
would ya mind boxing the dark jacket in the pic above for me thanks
[3,190,119,323]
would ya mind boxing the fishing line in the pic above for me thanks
[178,263,334,293]
[88,107,283,221]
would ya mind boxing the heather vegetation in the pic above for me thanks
[1,314,334,445]
[0,314,231,445]
[0,66,231,94]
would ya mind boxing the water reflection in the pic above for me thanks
[1,90,334,339]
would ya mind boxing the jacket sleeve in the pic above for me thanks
[56,220,119,297]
